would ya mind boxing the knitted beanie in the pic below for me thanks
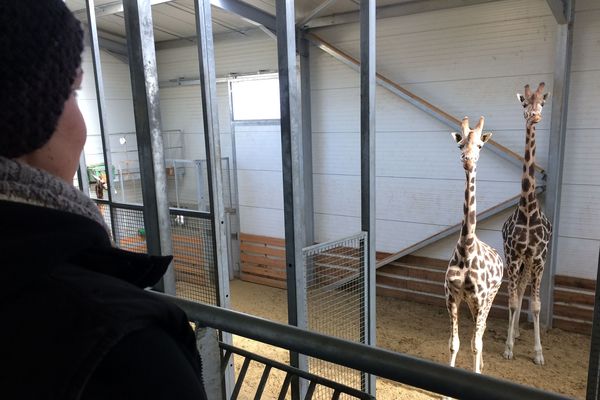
[0,0,84,158]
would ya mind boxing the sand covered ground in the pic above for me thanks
[228,279,589,399]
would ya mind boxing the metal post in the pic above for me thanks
[193,0,235,396]
[78,153,91,195]
[122,0,176,294]
[360,0,376,394]
[299,34,315,246]
[541,0,575,329]
[85,0,117,238]
[227,81,242,278]
[276,0,308,397]
[587,250,600,400]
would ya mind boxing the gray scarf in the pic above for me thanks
[0,156,109,234]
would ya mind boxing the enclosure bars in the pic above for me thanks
[84,0,118,239]
[276,0,309,398]
[359,0,376,394]
[154,292,572,400]
[122,0,176,294]
[587,250,600,400]
[541,0,575,330]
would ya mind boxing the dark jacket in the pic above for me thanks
[0,200,208,400]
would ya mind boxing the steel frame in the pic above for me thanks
[541,0,575,329]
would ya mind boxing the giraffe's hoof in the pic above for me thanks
[503,349,514,360]
[534,352,545,365]
[514,329,521,339]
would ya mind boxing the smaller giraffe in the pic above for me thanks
[502,82,552,365]
[445,116,504,375]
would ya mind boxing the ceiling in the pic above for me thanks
[66,0,410,43]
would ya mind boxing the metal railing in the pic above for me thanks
[152,292,573,400]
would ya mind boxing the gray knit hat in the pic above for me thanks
[0,0,84,158]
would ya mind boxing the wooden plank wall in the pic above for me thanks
[237,234,596,335]
[240,233,287,289]
[553,275,595,335]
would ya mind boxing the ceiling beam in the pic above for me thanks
[74,0,174,18]
[546,0,569,24]
[296,0,339,28]
[305,0,501,29]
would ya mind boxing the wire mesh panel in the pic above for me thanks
[304,233,368,399]
[96,202,113,240]
[170,212,218,305]
[111,206,147,253]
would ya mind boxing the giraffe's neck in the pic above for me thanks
[460,168,477,247]
[519,122,538,211]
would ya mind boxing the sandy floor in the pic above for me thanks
[228,279,589,399]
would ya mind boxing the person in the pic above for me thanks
[0,1,208,399]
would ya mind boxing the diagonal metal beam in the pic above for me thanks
[546,0,568,24]
[376,187,545,269]
[305,0,502,29]
[305,32,546,179]
[296,0,339,28]
[211,0,276,32]
[75,0,174,18]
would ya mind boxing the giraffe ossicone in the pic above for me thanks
[444,116,504,379]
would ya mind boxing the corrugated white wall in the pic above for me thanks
[80,0,599,279]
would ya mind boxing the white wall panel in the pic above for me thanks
[239,206,284,238]
[237,170,283,210]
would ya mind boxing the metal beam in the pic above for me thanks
[296,0,339,28]
[360,0,376,394]
[75,0,174,18]
[85,0,118,238]
[587,250,600,399]
[305,0,501,29]
[376,187,545,269]
[305,32,545,180]
[541,0,575,329]
[211,0,276,31]
[299,35,315,246]
[122,0,176,294]
[546,0,568,24]
[277,0,308,397]
[193,0,235,394]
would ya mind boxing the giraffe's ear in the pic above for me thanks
[451,132,462,143]
[517,93,526,103]
[543,92,550,101]
[481,132,493,143]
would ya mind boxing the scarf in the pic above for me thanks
[0,156,109,234]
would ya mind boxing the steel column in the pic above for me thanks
[299,34,315,246]
[85,0,118,238]
[192,0,235,395]
[122,0,176,294]
[541,0,575,329]
[360,0,376,395]
[587,250,600,400]
[276,0,308,397]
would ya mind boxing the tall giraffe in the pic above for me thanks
[502,82,552,365]
[445,116,504,374]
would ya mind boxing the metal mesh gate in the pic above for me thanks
[170,211,218,305]
[303,232,368,399]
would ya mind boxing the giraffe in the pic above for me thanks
[445,116,504,375]
[502,82,552,365]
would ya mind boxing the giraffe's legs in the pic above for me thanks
[472,303,492,374]
[503,261,521,360]
[530,270,545,365]
[447,295,460,368]
[512,273,529,339]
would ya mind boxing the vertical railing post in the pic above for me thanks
[360,0,376,394]
[85,0,118,237]
[276,0,308,397]
[587,251,600,400]
[541,0,575,329]
[193,0,235,396]
[122,0,175,294]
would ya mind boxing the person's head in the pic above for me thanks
[0,0,85,182]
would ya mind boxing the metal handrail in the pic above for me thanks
[152,292,573,400]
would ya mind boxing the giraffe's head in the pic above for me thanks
[517,82,549,125]
[450,116,492,172]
